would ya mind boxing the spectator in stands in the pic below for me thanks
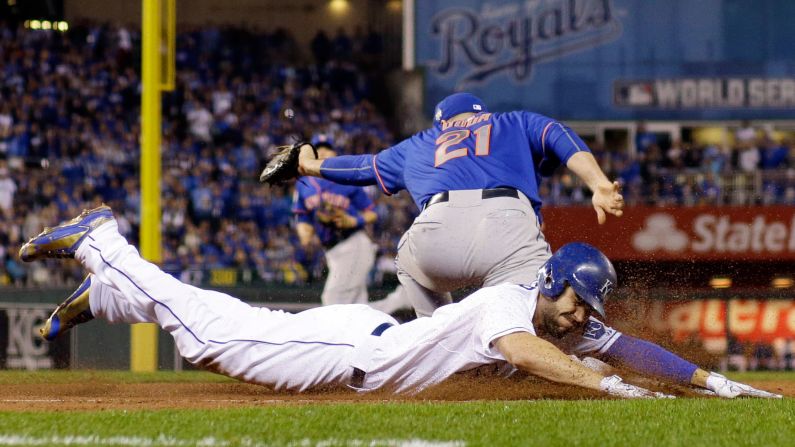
[635,121,657,153]
[0,162,16,218]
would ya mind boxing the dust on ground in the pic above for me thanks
[0,372,790,411]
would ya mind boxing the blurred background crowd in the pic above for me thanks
[1,21,794,291]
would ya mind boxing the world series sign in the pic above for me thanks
[614,78,795,109]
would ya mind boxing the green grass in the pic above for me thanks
[0,371,793,446]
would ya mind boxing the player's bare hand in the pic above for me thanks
[315,210,335,224]
[592,181,624,225]
[332,212,359,229]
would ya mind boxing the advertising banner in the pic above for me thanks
[644,298,795,344]
[415,0,795,120]
[0,303,68,370]
[542,205,795,260]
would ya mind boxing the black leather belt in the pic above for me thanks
[350,322,393,388]
[423,187,520,210]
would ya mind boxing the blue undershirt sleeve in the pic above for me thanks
[319,155,377,186]
[602,334,699,385]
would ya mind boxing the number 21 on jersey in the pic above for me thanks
[434,124,493,167]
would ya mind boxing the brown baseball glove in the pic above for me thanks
[258,142,317,185]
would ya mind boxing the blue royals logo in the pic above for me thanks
[429,0,622,86]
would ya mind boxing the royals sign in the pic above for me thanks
[429,0,622,87]
[415,0,795,120]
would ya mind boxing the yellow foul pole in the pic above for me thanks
[132,0,162,372]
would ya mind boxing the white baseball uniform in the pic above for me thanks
[77,220,622,393]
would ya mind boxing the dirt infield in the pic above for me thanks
[1,374,791,411]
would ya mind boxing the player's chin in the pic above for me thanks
[554,321,578,337]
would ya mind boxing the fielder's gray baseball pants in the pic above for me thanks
[396,188,551,317]
[322,230,377,306]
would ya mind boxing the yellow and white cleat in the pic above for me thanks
[39,275,95,341]
[19,205,114,262]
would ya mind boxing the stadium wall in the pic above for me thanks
[3,286,793,371]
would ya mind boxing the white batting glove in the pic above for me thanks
[705,372,782,399]
[600,375,675,399]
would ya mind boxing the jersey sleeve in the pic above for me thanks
[291,182,308,214]
[371,141,409,195]
[291,181,313,224]
[349,186,374,212]
[474,288,537,359]
[522,111,592,176]
[319,154,378,186]
[558,317,623,356]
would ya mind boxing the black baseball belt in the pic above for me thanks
[350,322,393,388]
[423,187,520,210]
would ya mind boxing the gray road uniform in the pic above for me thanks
[315,102,598,316]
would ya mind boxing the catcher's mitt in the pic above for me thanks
[258,142,317,185]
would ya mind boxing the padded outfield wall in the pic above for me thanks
[414,0,795,121]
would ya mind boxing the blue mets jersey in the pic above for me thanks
[292,177,374,247]
[319,111,591,218]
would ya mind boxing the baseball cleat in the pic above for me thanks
[19,205,114,262]
[39,275,95,341]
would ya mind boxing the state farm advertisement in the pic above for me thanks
[543,206,795,260]
[645,299,795,343]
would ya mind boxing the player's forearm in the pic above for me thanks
[565,152,613,191]
[301,154,378,186]
[495,333,604,391]
[602,334,699,385]
[295,222,317,247]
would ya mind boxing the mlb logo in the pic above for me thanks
[473,104,482,111]
[435,108,442,121]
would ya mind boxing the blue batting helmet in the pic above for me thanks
[537,242,616,318]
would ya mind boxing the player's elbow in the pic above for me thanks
[493,332,538,369]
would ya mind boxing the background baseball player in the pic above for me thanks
[293,134,410,312]
[22,206,778,399]
[292,134,379,306]
[284,92,624,317]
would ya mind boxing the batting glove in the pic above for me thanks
[600,375,675,399]
[705,372,782,399]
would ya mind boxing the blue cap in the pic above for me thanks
[311,133,334,149]
[434,92,488,122]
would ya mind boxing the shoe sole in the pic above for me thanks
[40,276,94,341]
[20,206,113,262]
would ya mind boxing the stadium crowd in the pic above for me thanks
[1,21,794,289]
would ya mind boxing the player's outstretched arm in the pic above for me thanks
[494,332,671,398]
[601,334,782,398]
[565,152,624,224]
